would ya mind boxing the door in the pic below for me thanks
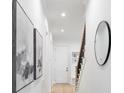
[54,46,70,83]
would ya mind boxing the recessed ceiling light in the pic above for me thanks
[61,29,64,32]
[61,12,66,17]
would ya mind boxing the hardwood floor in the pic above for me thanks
[51,83,75,93]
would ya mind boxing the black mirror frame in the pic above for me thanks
[94,21,111,66]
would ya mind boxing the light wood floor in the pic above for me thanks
[51,83,75,93]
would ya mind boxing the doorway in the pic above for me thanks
[53,46,70,84]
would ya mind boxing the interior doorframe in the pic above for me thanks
[53,44,71,84]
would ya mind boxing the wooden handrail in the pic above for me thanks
[76,24,86,83]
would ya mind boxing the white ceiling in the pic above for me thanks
[42,0,88,44]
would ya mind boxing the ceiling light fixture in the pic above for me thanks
[61,29,64,32]
[61,12,66,17]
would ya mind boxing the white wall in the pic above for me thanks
[17,0,53,93]
[77,0,111,93]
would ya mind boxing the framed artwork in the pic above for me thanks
[13,1,34,93]
[34,28,43,80]
[94,21,111,66]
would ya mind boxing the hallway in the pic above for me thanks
[51,84,75,93]
[12,0,111,93]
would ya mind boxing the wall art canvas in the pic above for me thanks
[34,29,43,79]
[16,2,34,92]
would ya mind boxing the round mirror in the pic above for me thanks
[94,21,111,66]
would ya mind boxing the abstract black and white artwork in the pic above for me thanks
[15,2,34,92]
[34,28,43,79]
